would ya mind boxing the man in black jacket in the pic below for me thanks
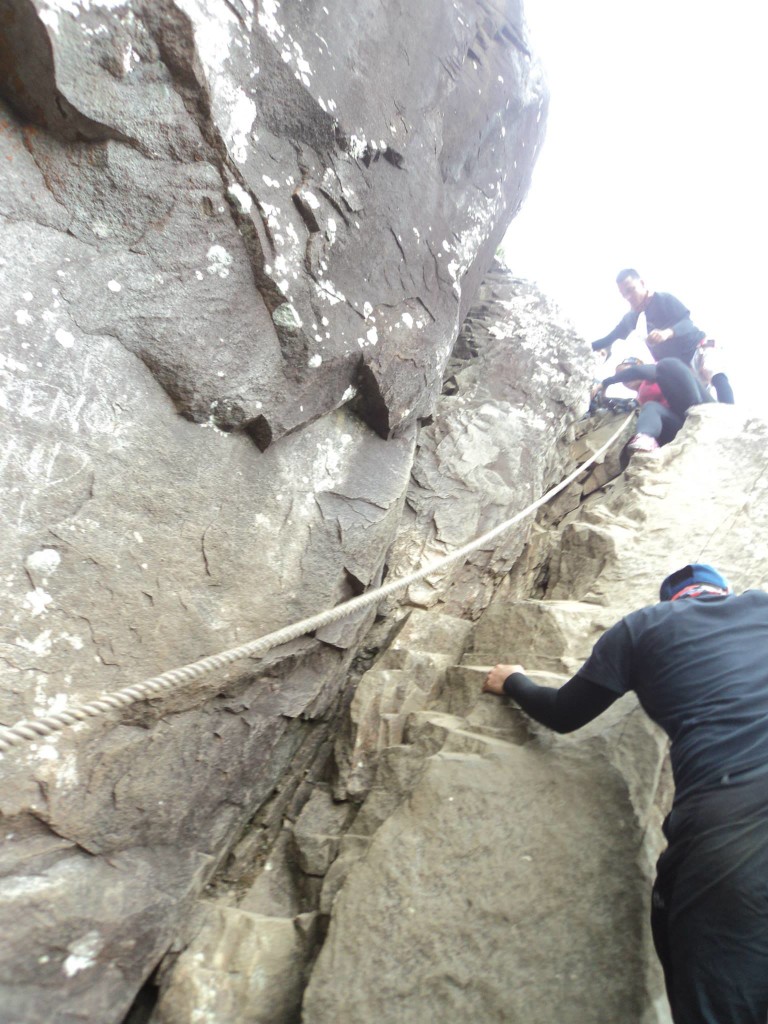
[483,564,768,1024]
[592,269,705,364]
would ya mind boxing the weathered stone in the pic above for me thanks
[470,597,616,675]
[0,0,546,442]
[304,406,768,1024]
[236,829,304,920]
[0,1,553,1015]
[340,665,442,799]
[345,743,429,840]
[440,664,492,717]
[291,785,355,877]
[547,406,764,613]
[335,611,474,800]
[387,270,593,615]
[150,905,320,1024]
[318,834,371,916]
[389,608,474,663]
[0,845,211,1024]
[302,741,651,1024]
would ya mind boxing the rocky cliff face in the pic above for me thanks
[162,403,756,1024]
[8,5,756,1024]
[0,3,571,1022]
[142,402,765,1024]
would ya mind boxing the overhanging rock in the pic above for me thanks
[0,0,546,441]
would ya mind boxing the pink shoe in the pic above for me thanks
[627,433,660,453]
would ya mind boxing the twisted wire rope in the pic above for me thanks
[0,414,632,755]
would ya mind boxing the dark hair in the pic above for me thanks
[616,268,640,283]
[618,355,643,366]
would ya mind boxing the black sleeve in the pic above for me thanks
[501,671,618,733]
[591,311,638,351]
[668,316,696,338]
[591,336,615,352]
[601,364,658,388]
[647,292,690,332]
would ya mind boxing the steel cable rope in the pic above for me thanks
[0,414,633,756]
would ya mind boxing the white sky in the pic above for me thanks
[501,0,768,409]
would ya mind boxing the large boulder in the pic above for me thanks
[0,2,554,1020]
[0,0,545,442]
[303,732,655,1024]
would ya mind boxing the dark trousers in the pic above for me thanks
[656,357,712,415]
[651,773,768,1023]
[636,401,684,445]
[637,358,712,443]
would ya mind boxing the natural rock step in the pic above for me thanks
[336,610,474,800]
[388,609,474,662]
[302,733,652,1024]
[469,598,618,674]
[151,904,320,1024]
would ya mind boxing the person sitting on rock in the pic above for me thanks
[482,564,768,1024]
[593,355,711,454]
[591,268,735,403]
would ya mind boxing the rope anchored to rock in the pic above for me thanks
[0,414,633,756]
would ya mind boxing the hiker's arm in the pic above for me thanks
[591,311,637,351]
[484,666,618,733]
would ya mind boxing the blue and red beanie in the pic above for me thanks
[659,564,730,602]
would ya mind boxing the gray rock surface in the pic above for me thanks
[151,904,320,1024]
[291,785,354,877]
[388,268,592,614]
[301,405,768,1024]
[334,607,474,800]
[305,739,651,1024]
[131,265,594,1022]
[1,0,545,442]
[0,3,557,1020]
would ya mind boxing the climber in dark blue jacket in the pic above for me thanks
[483,564,768,1024]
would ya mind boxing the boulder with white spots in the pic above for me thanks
[1,0,546,442]
[0,1,559,1021]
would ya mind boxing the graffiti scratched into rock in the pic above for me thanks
[0,376,118,435]
[0,435,91,489]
